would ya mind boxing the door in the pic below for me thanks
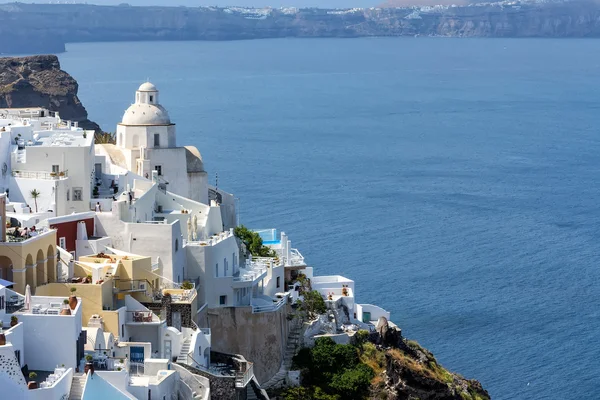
[164,340,172,361]
[172,311,181,331]
[363,311,371,324]
[94,163,102,180]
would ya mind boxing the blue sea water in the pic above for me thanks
[58,38,600,400]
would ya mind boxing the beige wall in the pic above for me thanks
[207,305,290,383]
[0,230,57,295]
[35,280,114,326]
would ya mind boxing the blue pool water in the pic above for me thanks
[58,38,600,399]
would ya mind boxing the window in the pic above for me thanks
[215,263,219,278]
[66,190,70,201]
[154,165,162,176]
[276,277,281,289]
[224,257,228,276]
[154,133,160,147]
[175,239,178,252]
[0,295,4,310]
[59,237,66,249]
[219,295,227,306]
[149,95,154,103]
[52,165,59,174]
[72,187,83,201]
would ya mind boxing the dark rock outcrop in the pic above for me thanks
[4,1,600,54]
[0,55,99,131]
[369,319,489,400]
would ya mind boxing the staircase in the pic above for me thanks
[68,374,86,400]
[261,321,303,390]
[177,339,191,364]
[247,385,259,400]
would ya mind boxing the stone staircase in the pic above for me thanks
[68,374,86,400]
[261,321,303,390]
[177,339,191,364]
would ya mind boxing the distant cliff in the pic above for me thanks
[3,1,600,54]
[0,55,100,131]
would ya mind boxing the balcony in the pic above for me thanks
[251,294,288,314]
[113,279,153,294]
[125,310,162,324]
[232,259,269,286]
[12,170,68,180]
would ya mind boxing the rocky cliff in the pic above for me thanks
[2,1,600,54]
[0,55,99,131]
[370,319,489,400]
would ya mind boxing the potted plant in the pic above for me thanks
[59,171,65,177]
[10,316,18,327]
[83,132,87,139]
[28,372,38,389]
[84,354,94,375]
[69,287,78,309]
[85,275,92,284]
[61,299,71,315]
[92,186,99,198]
[0,322,5,346]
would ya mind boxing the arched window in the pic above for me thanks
[175,239,178,252]
[132,134,139,148]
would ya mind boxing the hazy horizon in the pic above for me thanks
[4,0,380,8]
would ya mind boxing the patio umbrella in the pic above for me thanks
[187,216,192,241]
[24,284,31,310]
[192,214,198,241]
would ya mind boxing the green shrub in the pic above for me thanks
[233,225,276,257]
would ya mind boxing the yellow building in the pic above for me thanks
[0,193,58,295]
[35,252,162,337]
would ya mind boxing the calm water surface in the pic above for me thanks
[59,38,600,400]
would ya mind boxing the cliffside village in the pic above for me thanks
[0,83,393,400]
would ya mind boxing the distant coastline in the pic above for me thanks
[2,1,600,54]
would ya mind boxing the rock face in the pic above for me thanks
[0,55,99,131]
[370,319,489,400]
[3,1,600,54]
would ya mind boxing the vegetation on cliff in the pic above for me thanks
[280,329,489,400]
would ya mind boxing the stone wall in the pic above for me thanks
[160,294,193,329]
[207,305,290,383]
[175,362,242,400]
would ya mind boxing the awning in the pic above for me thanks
[0,278,14,287]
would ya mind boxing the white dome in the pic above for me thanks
[121,103,171,125]
[138,82,157,92]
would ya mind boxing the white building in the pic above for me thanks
[0,109,95,217]
[96,82,208,205]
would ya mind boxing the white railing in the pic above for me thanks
[12,170,67,180]
[235,362,254,388]
[288,248,305,266]
[252,294,288,314]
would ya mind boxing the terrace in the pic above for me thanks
[232,258,270,285]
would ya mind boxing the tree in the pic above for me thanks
[330,363,374,398]
[298,290,326,319]
[30,189,40,212]
[94,131,116,144]
[233,225,276,257]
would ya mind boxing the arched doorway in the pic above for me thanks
[25,253,34,289]
[0,255,14,282]
[36,249,46,288]
[46,245,56,283]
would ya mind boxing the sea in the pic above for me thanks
[58,38,600,400]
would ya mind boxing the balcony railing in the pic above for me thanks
[251,294,288,314]
[12,170,68,180]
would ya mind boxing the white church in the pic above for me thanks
[97,82,208,204]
